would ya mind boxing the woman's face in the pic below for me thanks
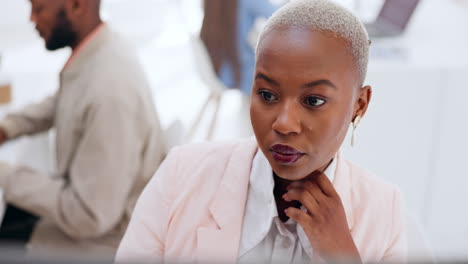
[251,27,371,181]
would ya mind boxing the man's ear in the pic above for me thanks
[64,0,87,18]
[353,85,372,119]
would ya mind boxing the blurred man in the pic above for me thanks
[0,0,166,257]
[201,0,282,94]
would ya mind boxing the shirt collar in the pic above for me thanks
[62,22,105,71]
[239,149,337,257]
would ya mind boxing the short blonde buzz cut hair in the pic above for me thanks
[257,0,371,86]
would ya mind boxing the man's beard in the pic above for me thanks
[45,9,78,51]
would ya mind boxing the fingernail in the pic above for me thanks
[282,194,291,202]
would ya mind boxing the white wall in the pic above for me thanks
[347,1,468,259]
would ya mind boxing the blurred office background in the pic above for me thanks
[1,0,468,261]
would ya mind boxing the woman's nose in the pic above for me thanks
[272,101,302,136]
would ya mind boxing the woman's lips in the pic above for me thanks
[270,144,305,165]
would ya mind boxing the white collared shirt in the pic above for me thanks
[238,150,337,263]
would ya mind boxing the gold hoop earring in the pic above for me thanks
[351,115,361,147]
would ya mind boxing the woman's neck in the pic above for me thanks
[273,172,301,222]
[272,159,332,222]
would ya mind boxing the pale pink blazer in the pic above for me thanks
[116,138,407,263]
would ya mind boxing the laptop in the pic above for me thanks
[365,0,421,38]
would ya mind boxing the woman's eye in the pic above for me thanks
[258,90,278,102]
[304,96,326,107]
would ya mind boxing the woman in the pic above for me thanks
[200,0,280,94]
[116,0,406,263]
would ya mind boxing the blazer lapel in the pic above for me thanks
[196,138,258,263]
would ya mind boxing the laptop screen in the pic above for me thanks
[378,0,420,30]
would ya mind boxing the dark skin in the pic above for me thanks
[250,26,372,262]
[29,0,102,51]
[0,130,6,145]
[273,160,332,223]
[0,0,102,144]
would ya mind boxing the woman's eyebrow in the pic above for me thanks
[303,79,337,89]
[255,73,280,87]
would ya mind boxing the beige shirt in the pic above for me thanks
[239,150,336,263]
[0,25,166,256]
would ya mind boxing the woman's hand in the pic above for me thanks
[282,171,361,263]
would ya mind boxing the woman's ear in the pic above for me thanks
[353,85,372,118]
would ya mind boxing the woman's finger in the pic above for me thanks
[284,207,313,227]
[283,187,320,214]
[315,171,339,198]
